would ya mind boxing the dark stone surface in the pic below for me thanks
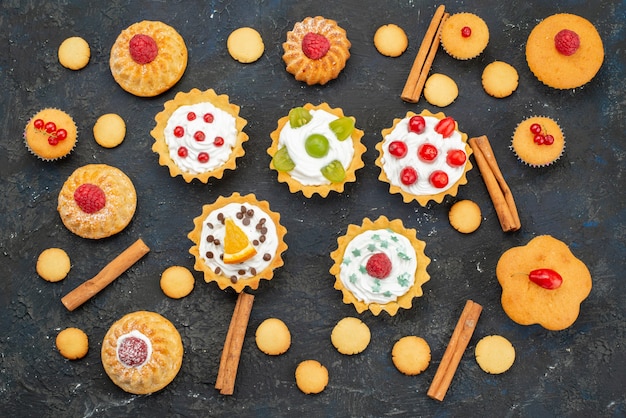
[1,0,624,416]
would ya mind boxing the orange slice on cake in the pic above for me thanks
[223,218,257,264]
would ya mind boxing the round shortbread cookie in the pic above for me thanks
[331,317,371,355]
[58,36,90,70]
[482,61,519,98]
[475,335,515,374]
[56,327,89,360]
[255,318,291,355]
[227,27,265,63]
[295,360,329,394]
[160,266,195,299]
[373,24,408,57]
[93,113,126,148]
[423,73,458,107]
[391,336,431,375]
[36,248,71,282]
[449,200,482,233]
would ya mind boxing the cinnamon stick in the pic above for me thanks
[469,135,521,232]
[401,5,448,103]
[61,239,150,311]
[215,291,255,395]
[427,300,482,401]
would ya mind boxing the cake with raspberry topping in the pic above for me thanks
[101,311,183,394]
[151,88,248,183]
[57,164,137,239]
[526,13,604,89]
[330,216,430,316]
[375,109,473,205]
[282,16,351,85]
[188,193,288,293]
[511,116,565,167]
[110,20,188,97]
[440,13,489,60]
[267,102,366,198]
[24,108,77,161]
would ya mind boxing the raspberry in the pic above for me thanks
[365,253,392,279]
[302,32,330,60]
[129,34,158,64]
[554,29,580,56]
[74,183,106,213]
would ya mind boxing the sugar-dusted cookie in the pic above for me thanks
[37,247,71,282]
[482,61,519,98]
[423,73,458,107]
[391,336,431,375]
[448,199,482,233]
[475,335,515,374]
[160,265,195,299]
[58,36,90,70]
[56,327,89,360]
[331,317,371,355]
[374,24,408,57]
[255,318,291,355]
[295,360,329,394]
[93,113,126,148]
[227,27,265,63]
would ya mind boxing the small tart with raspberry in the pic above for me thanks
[267,102,366,198]
[57,164,137,239]
[24,108,77,161]
[526,14,604,89]
[188,193,288,293]
[440,13,489,60]
[110,20,187,97]
[330,216,430,316]
[376,109,473,206]
[151,88,248,183]
[282,16,351,85]
[101,311,183,394]
[511,116,565,167]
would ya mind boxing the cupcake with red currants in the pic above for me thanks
[375,109,472,205]
[267,102,366,198]
[151,88,248,183]
[510,116,565,167]
[24,108,77,161]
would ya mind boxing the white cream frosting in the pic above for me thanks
[199,202,278,280]
[116,330,152,369]
[339,229,417,304]
[381,115,467,195]
[164,102,237,174]
[278,109,354,185]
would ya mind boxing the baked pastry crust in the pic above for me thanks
[283,16,351,85]
[110,20,187,97]
[511,116,565,167]
[24,108,77,161]
[440,13,489,60]
[267,102,366,198]
[330,216,430,316]
[57,164,137,239]
[188,193,288,293]
[101,311,183,394]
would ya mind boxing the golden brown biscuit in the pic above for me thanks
[423,73,458,107]
[160,266,195,299]
[56,327,89,360]
[24,108,77,161]
[448,199,482,233]
[440,13,489,60]
[373,24,408,57]
[482,61,519,98]
[93,113,126,148]
[58,36,90,70]
[227,27,264,63]
[511,116,565,167]
[295,360,329,394]
[331,317,370,355]
[391,336,431,375]
[37,248,71,282]
[255,318,291,355]
[475,335,515,374]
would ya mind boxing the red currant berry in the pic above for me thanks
[400,167,418,185]
[177,146,188,157]
[33,119,45,129]
[533,134,545,145]
[388,141,408,158]
[529,123,542,135]
[174,126,185,137]
[198,152,210,163]
[187,112,197,121]
[47,136,59,146]
[461,26,472,37]
[544,134,555,145]
[203,113,214,123]
[44,121,57,133]
[214,136,225,146]
[446,149,467,167]
[430,170,448,188]
[418,143,438,162]
[408,115,426,134]
[194,131,206,142]
[55,129,67,141]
